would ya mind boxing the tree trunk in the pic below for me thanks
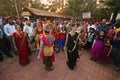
[111,11,118,24]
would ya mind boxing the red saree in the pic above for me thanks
[13,31,30,65]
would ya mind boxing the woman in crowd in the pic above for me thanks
[79,30,87,50]
[78,30,87,59]
[13,25,30,66]
[114,26,120,49]
[110,25,120,71]
[35,20,43,52]
[110,47,120,71]
[65,24,79,70]
[83,21,89,33]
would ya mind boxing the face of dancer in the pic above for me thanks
[72,25,77,31]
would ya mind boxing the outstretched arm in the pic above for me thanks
[64,33,68,51]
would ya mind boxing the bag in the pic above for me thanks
[43,46,53,56]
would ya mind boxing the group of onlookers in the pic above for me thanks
[64,18,120,71]
[0,16,120,71]
[82,19,120,71]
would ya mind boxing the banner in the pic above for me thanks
[83,12,91,19]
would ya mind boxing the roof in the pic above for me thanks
[21,11,31,16]
[22,7,72,18]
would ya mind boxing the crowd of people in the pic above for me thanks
[0,16,120,71]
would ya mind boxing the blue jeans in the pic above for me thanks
[57,39,65,51]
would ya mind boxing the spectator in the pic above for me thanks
[97,19,109,35]
[90,30,105,61]
[0,27,13,61]
[13,26,30,66]
[3,17,17,55]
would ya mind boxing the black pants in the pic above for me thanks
[67,50,78,69]
[43,56,53,67]
[0,39,13,58]
[85,41,93,49]
[0,51,3,61]
[3,36,11,51]
[110,47,120,67]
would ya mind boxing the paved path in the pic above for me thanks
[0,50,120,80]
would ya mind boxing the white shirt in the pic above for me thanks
[87,32,95,42]
[0,18,2,25]
[87,25,91,32]
[4,23,16,36]
[59,24,63,28]
[90,25,96,30]
[76,26,83,33]
[23,25,33,37]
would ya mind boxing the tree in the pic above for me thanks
[0,0,15,16]
[103,0,120,24]
[30,0,46,10]
[0,0,29,17]
[92,8,111,21]
[41,1,62,12]
[63,0,97,18]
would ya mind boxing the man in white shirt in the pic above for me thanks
[89,21,99,32]
[4,18,16,37]
[4,18,17,55]
[23,20,34,38]
[23,20,35,52]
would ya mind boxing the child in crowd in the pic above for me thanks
[90,30,105,61]
[100,36,112,63]
[85,28,95,50]
[57,26,67,53]
[53,27,60,50]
